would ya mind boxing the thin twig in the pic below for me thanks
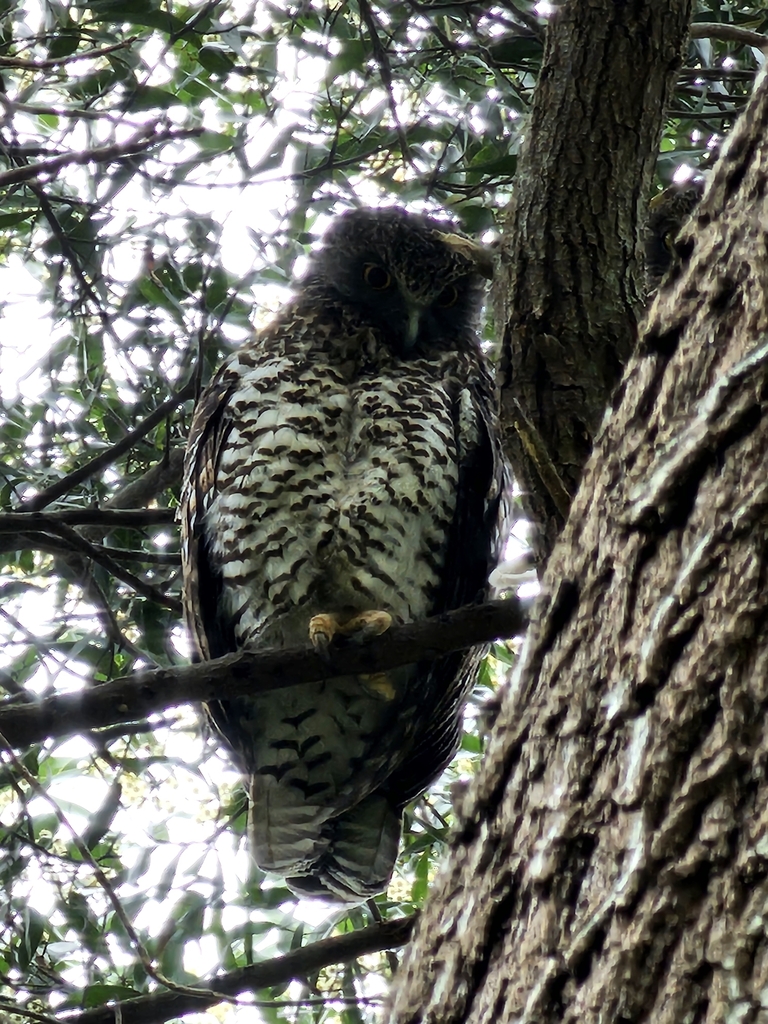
[0,96,123,121]
[19,383,195,512]
[68,562,153,664]
[367,900,399,973]
[0,737,272,1014]
[689,22,768,49]
[0,998,60,1024]
[0,126,202,187]
[84,545,178,565]
[0,735,159,979]
[27,180,131,357]
[0,37,139,69]
[14,524,182,614]
[495,0,545,38]
[357,0,412,163]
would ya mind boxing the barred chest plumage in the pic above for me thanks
[206,334,468,651]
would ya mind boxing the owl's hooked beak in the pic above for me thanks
[432,231,495,280]
[404,303,423,350]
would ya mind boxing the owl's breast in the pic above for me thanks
[204,353,461,648]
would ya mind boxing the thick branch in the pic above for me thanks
[689,21,767,48]
[65,915,415,1024]
[1,599,527,749]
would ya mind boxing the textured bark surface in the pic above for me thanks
[388,60,768,1024]
[495,0,693,559]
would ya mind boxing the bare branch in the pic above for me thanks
[357,0,412,163]
[0,126,202,188]
[11,526,182,613]
[0,37,139,69]
[62,915,415,1024]
[689,22,768,49]
[0,598,529,748]
[0,510,176,531]
[102,449,185,511]
[0,739,160,983]
[3,736,411,1024]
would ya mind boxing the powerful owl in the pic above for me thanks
[180,207,507,901]
[645,177,705,290]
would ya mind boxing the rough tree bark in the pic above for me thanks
[495,0,693,558]
[388,46,768,1024]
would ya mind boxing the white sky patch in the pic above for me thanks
[672,163,697,184]
[0,257,62,402]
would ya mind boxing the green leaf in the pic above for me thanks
[0,211,35,228]
[120,85,179,112]
[198,46,236,76]
[411,848,431,905]
[82,984,142,1007]
[18,908,47,971]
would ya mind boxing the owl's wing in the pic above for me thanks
[180,368,239,662]
[385,360,510,807]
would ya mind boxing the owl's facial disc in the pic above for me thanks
[307,208,489,355]
[358,272,463,354]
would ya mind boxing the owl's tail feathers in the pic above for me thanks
[287,792,402,902]
[250,789,401,903]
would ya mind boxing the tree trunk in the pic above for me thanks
[387,29,768,1024]
[495,0,693,558]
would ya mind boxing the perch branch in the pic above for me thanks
[0,598,529,748]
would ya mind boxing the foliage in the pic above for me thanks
[0,1,764,1022]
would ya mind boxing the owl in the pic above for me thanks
[645,177,705,289]
[180,207,507,901]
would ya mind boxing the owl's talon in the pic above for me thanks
[309,614,340,650]
[309,610,392,650]
[342,610,393,642]
[361,672,397,701]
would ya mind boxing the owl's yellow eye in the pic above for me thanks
[437,285,459,308]
[663,230,676,253]
[363,264,392,291]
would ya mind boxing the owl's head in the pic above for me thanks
[301,207,493,355]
